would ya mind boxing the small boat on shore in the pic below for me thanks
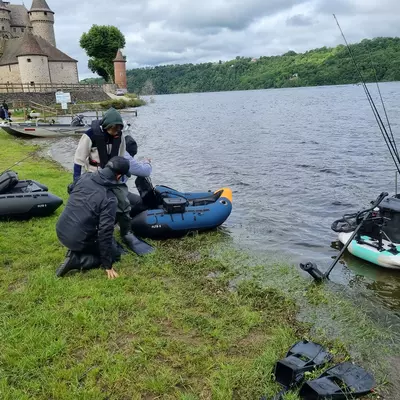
[0,115,87,138]
[0,171,63,219]
[129,179,233,239]
[1,115,133,138]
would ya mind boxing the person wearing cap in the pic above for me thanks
[56,156,133,278]
[123,135,152,181]
[71,108,153,256]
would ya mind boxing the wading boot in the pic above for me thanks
[79,254,101,271]
[56,250,82,277]
[117,213,154,256]
[112,237,127,262]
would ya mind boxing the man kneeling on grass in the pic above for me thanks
[55,156,132,279]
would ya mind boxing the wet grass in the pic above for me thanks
[0,130,390,399]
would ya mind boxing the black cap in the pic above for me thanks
[105,156,131,177]
[125,135,138,157]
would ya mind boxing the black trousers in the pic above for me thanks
[69,237,125,270]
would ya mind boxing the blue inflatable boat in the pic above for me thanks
[129,182,232,239]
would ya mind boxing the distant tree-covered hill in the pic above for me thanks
[126,37,400,95]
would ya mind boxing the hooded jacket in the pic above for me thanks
[73,108,126,181]
[56,168,120,269]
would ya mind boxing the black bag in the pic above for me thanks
[0,171,19,194]
[135,177,160,209]
[162,197,187,214]
[379,197,400,243]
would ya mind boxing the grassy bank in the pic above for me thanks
[0,130,392,399]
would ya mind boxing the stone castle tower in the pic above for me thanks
[0,1,78,86]
[113,49,127,90]
[0,1,12,39]
[28,0,56,47]
[0,0,55,45]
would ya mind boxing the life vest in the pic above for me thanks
[89,120,121,168]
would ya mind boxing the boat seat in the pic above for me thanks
[190,190,223,206]
[0,171,18,195]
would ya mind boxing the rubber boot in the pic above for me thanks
[56,250,82,277]
[79,253,101,271]
[112,237,127,262]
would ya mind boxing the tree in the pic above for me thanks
[125,37,400,94]
[80,25,126,82]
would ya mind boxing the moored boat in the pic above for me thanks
[332,195,400,270]
[0,116,87,138]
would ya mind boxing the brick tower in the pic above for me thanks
[113,48,127,90]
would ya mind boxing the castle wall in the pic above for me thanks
[0,9,11,38]
[18,55,50,84]
[29,11,55,47]
[11,26,30,38]
[0,63,21,83]
[49,62,78,84]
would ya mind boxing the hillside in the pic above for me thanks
[126,37,400,95]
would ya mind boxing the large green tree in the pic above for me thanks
[80,25,126,83]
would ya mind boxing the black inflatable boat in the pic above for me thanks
[0,171,63,219]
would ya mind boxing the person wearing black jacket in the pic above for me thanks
[55,156,131,279]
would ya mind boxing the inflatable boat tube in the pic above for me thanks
[0,171,63,219]
[130,185,232,239]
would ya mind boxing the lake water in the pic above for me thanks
[46,83,400,315]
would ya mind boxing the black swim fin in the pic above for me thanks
[261,341,333,400]
[299,361,375,399]
[122,232,154,256]
[274,340,333,388]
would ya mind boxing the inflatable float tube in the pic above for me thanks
[338,231,400,270]
[130,185,232,239]
[0,171,63,219]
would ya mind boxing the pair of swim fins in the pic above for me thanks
[263,340,375,400]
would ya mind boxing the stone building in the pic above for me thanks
[0,0,79,86]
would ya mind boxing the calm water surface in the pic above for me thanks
[44,83,400,315]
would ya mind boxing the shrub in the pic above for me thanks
[99,98,146,109]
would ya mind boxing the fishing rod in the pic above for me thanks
[0,153,35,176]
[367,48,398,159]
[332,14,400,175]
[300,15,400,282]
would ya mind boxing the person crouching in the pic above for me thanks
[55,156,132,279]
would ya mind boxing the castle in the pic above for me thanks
[0,0,79,86]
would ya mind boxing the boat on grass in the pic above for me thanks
[0,171,63,219]
[130,177,233,239]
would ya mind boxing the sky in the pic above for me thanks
[41,0,400,79]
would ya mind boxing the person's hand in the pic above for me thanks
[106,268,119,279]
[144,158,152,164]
[67,182,75,194]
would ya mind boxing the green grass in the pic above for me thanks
[99,98,146,110]
[0,130,389,399]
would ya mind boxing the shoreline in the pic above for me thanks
[0,130,397,399]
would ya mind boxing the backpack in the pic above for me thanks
[0,171,19,194]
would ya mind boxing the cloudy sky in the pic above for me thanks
[46,0,400,79]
